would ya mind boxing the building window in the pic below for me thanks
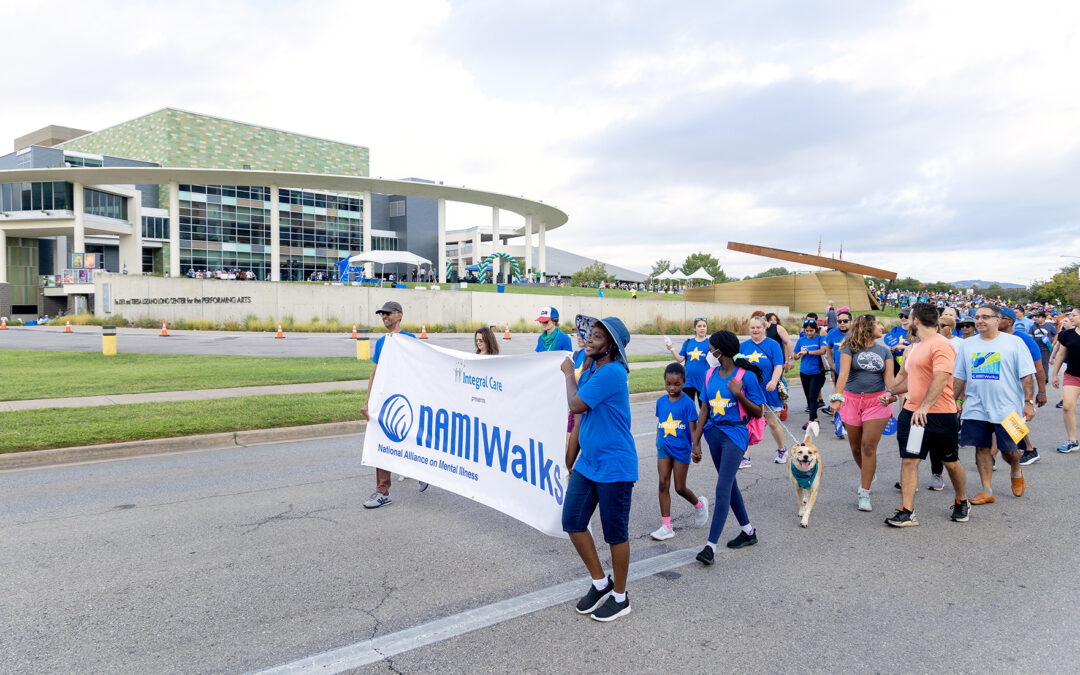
[64,154,103,168]
[141,216,170,239]
[389,200,406,217]
[0,181,72,211]
[84,188,128,220]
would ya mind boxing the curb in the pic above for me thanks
[0,420,367,471]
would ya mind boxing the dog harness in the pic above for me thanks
[790,461,819,489]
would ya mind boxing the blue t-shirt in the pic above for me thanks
[1014,318,1034,335]
[740,337,784,407]
[572,348,587,381]
[372,331,417,364]
[655,393,698,457]
[1014,331,1042,371]
[679,337,711,392]
[884,325,909,355]
[825,327,847,372]
[701,366,765,449]
[535,329,573,353]
[795,335,826,375]
[574,361,638,483]
[954,332,1037,424]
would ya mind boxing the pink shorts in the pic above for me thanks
[840,390,893,427]
[1065,373,1080,388]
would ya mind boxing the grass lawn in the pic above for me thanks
[0,390,368,453]
[629,367,666,394]
[627,355,671,363]
[0,351,370,402]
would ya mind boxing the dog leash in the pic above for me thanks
[763,403,812,448]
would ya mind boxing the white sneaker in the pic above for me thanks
[774,448,789,463]
[857,492,872,512]
[650,524,675,540]
[739,457,751,470]
[694,497,709,527]
[363,492,392,509]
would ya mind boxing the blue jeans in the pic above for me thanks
[704,426,750,544]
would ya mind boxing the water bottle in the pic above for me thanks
[664,336,672,348]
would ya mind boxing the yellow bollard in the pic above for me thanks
[356,328,371,360]
[102,325,117,356]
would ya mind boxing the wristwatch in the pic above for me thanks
[1025,399,1036,406]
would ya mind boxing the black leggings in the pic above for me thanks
[800,372,826,421]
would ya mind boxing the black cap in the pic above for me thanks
[899,309,910,317]
[376,301,403,315]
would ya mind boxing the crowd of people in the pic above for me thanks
[359,296,1079,623]
[185,268,258,280]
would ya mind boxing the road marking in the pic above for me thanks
[255,547,698,673]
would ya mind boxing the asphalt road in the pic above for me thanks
[3,393,1079,673]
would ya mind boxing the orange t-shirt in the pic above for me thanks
[903,333,957,414]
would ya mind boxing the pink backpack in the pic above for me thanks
[705,366,766,446]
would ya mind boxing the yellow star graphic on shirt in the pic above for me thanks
[659,413,682,438]
[709,392,731,415]
[744,350,764,364]
[687,347,705,361]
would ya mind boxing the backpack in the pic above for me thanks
[705,366,766,446]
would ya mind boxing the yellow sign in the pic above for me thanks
[1001,410,1029,444]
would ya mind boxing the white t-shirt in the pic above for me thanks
[948,336,965,354]
[954,332,1036,423]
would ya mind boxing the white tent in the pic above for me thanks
[656,270,685,280]
[684,269,712,281]
[348,251,433,281]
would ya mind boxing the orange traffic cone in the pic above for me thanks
[350,323,358,339]
[64,320,72,333]
[503,322,511,340]
[275,323,285,339]
[160,321,169,337]
[0,317,7,330]
[419,323,429,339]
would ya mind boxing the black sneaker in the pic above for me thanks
[726,530,758,549]
[885,508,919,527]
[590,593,631,622]
[1057,400,1064,409]
[1019,449,1041,466]
[696,545,715,565]
[574,576,613,614]
[950,500,970,522]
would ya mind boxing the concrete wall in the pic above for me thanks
[93,273,790,329]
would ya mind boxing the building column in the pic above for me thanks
[523,215,533,280]
[538,221,546,279]
[118,194,143,274]
[0,228,7,284]
[362,190,372,278]
[54,235,68,275]
[491,208,501,280]
[472,228,481,267]
[437,198,447,283]
[168,181,180,278]
[270,185,281,281]
[73,182,85,254]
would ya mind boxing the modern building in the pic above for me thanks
[0,109,567,319]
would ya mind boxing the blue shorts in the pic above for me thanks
[656,437,692,464]
[959,419,1019,452]
[561,470,634,545]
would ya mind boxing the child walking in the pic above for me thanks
[651,363,709,540]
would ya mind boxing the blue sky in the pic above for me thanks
[3,0,1078,284]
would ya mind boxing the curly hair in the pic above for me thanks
[841,314,879,354]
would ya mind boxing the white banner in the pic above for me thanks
[362,336,572,537]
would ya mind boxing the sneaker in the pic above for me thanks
[774,448,789,464]
[590,593,631,622]
[1057,440,1079,453]
[418,481,429,492]
[1019,449,1041,465]
[1056,400,1064,409]
[739,457,751,470]
[885,507,918,527]
[727,530,758,549]
[650,524,675,541]
[950,499,970,522]
[696,545,715,565]
[857,492,872,512]
[929,474,945,491]
[363,492,392,509]
[694,497,709,527]
[992,456,997,471]
[575,576,613,614]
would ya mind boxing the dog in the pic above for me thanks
[789,421,822,528]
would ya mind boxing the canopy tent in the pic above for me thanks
[346,251,433,283]
[656,270,685,280]
[684,269,713,281]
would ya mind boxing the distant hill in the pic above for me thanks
[951,280,1026,290]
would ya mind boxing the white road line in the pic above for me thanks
[255,547,698,674]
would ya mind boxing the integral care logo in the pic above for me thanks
[378,394,414,442]
[452,359,505,393]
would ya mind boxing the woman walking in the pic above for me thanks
[794,319,828,429]
[1052,307,1080,453]
[741,316,790,463]
[667,318,711,404]
[691,331,765,565]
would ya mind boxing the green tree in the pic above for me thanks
[649,259,671,278]
[1030,263,1080,305]
[680,252,727,283]
[753,266,789,279]
[571,260,616,286]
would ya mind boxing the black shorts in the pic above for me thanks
[897,409,959,463]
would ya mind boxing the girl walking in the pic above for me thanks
[650,363,708,540]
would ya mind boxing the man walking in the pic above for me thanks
[360,300,423,508]
[954,304,1037,505]
[879,303,969,527]
[998,307,1047,465]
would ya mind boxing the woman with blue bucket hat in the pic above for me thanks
[559,315,635,622]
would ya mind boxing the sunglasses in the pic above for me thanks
[837,319,850,323]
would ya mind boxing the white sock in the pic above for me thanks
[706,541,717,552]
[858,487,870,496]
[592,577,608,591]
[741,523,754,535]
[612,591,626,603]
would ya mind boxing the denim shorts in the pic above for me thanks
[656,437,692,464]
[959,419,1019,452]
[561,469,634,545]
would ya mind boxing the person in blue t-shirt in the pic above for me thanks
[794,320,829,428]
[361,300,422,508]
[560,315,635,622]
[667,318,711,404]
[999,307,1048,465]
[824,310,852,383]
[535,307,573,352]
[649,363,708,541]
[741,316,789,464]
[691,330,765,566]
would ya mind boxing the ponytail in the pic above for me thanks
[733,353,765,383]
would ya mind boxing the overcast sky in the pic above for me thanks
[3,0,1079,284]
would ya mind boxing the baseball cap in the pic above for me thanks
[536,307,559,322]
[899,309,910,318]
[1000,307,1017,322]
[376,301,403,315]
